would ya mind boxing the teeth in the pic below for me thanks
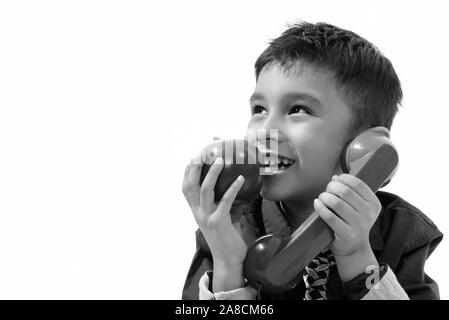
[262,158,295,166]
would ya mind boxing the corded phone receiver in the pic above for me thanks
[243,126,399,294]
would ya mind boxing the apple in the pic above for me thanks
[199,139,262,203]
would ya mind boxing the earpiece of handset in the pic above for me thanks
[243,126,399,294]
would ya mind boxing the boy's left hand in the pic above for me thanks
[314,173,382,257]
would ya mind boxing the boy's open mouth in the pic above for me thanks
[255,141,297,175]
[260,155,296,175]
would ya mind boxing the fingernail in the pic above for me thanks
[314,198,321,209]
[332,175,338,181]
[238,175,245,182]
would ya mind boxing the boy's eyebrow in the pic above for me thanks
[249,91,323,107]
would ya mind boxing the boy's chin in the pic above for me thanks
[260,184,293,201]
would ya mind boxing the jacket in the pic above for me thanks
[182,191,443,300]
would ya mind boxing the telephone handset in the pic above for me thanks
[243,126,399,294]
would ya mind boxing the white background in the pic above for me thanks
[0,0,447,299]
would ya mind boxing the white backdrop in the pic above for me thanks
[0,0,447,299]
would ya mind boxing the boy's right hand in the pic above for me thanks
[182,153,247,269]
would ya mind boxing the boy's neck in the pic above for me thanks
[279,200,314,229]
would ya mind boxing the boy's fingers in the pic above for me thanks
[216,175,245,216]
[186,153,204,208]
[182,159,191,186]
[182,158,194,185]
[200,157,224,210]
[314,198,352,239]
[335,174,375,203]
[184,159,191,177]
[182,159,193,199]
[325,181,364,214]
[318,192,358,226]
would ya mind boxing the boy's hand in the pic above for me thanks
[313,173,382,258]
[182,153,247,268]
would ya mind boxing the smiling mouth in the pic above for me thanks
[255,141,297,175]
[260,157,296,175]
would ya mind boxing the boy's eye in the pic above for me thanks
[252,105,268,115]
[289,105,311,115]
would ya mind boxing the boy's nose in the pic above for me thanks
[252,130,289,156]
[261,129,287,144]
[246,127,288,145]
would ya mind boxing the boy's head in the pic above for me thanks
[246,21,402,202]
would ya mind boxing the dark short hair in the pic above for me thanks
[255,21,403,137]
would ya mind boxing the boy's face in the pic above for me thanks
[246,61,353,202]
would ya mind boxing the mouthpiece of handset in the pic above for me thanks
[199,138,276,203]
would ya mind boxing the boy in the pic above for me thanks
[181,22,443,300]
